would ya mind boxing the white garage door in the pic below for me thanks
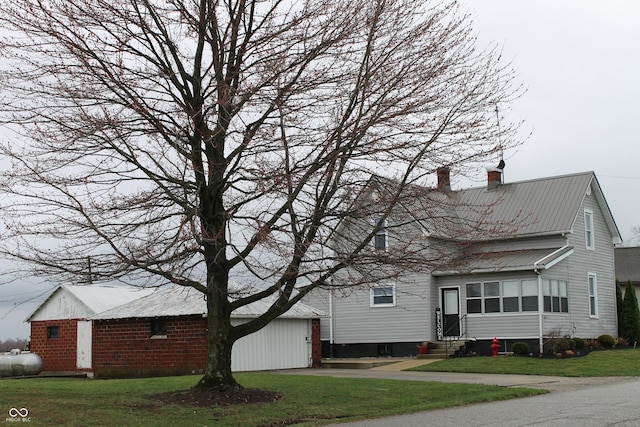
[231,318,311,372]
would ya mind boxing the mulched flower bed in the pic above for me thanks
[153,388,281,407]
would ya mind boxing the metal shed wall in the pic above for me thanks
[231,318,311,372]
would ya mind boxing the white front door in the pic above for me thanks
[442,288,460,337]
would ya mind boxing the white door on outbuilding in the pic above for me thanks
[231,318,311,372]
[76,320,92,369]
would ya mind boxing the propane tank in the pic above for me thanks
[0,349,43,377]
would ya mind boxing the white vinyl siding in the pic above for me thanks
[560,191,616,338]
[313,277,432,343]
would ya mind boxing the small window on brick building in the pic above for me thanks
[150,319,167,338]
[47,326,60,339]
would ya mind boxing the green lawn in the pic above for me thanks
[409,349,640,377]
[0,373,543,427]
[4,350,637,426]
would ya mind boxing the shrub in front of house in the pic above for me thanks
[586,338,599,348]
[573,337,586,349]
[597,334,616,348]
[616,336,629,347]
[511,342,529,356]
[552,338,571,352]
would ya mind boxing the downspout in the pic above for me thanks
[329,282,334,358]
[535,267,543,356]
[532,245,573,355]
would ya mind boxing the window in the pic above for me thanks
[465,280,539,314]
[374,217,387,251]
[543,279,569,313]
[588,273,598,317]
[370,284,395,307]
[584,210,594,250]
[466,283,482,313]
[47,326,60,339]
[521,280,539,311]
[502,281,520,312]
[483,282,500,313]
[151,319,168,337]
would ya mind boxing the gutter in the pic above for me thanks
[533,245,574,271]
[533,245,574,356]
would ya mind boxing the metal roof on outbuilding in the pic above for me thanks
[89,284,327,320]
[26,284,153,322]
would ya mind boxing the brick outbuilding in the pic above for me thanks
[28,284,324,378]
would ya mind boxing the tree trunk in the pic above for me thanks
[193,286,240,391]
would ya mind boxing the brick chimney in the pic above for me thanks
[486,166,503,190]
[436,167,451,191]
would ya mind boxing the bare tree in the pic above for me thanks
[0,0,521,390]
[0,338,29,352]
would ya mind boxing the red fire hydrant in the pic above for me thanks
[491,337,500,357]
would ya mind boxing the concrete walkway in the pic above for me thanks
[320,357,437,371]
[369,358,438,371]
[273,358,628,393]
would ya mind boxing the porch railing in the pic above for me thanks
[441,314,468,358]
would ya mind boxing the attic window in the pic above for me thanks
[584,210,594,250]
[150,319,167,338]
[374,217,387,251]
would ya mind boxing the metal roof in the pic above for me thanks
[448,171,620,242]
[433,246,574,276]
[89,284,327,320]
[26,285,153,321]
[373,171,620,243]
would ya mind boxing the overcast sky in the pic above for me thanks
[458,0,640,243]
[1,1,639,340]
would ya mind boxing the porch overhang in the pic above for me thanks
[433,246,574,276]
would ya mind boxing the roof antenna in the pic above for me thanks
[495,104,505,183]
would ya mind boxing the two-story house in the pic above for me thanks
[305,168,621,357]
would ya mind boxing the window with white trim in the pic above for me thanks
[374,217,387,251]
[584,210,594,250]
[370,284,395,307]
[588,273,598,317]
[543,279,569,313]
[465,279,539,314]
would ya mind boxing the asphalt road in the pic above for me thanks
[330,376,640,427]
[273,365,637,426]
